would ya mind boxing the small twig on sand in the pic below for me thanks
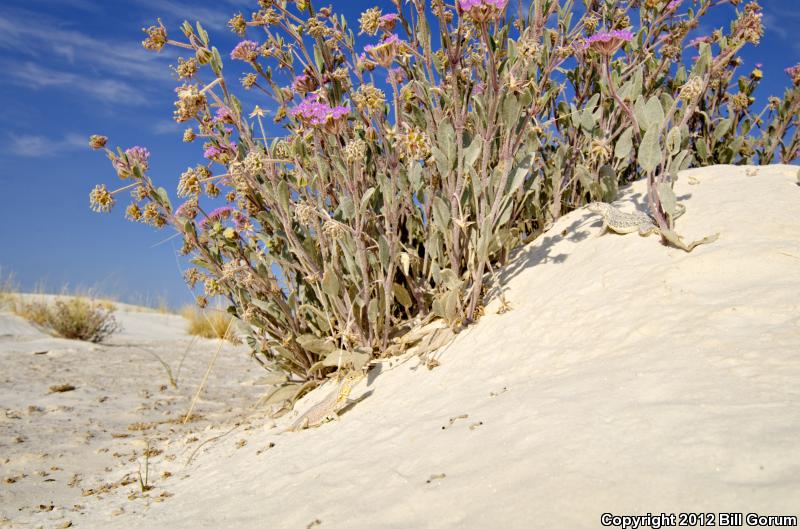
[185,423,241,466]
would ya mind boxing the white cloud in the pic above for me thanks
[153,120,181,135]
[136,0,237,32]
[0,13,173,81]
[7,133,87,157]
[7,62,148,105]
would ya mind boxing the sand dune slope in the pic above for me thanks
[4,164,799,528]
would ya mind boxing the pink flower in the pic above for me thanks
[785,64,800,86]
[199,206,234,228]
[290,94,349,127]
[686,36,711,48]
[386,67,404,84]
[230,40,258,61]
[175,201,198,219]
[204,146,222,159]
[379,13,400,31]
[458,0,508,22]
[459,0,508,10]
[581,29,634,55]
[125,146,150,169]
[364,34,405,67]
[666,0,682,11]
[293,74,319,93]
[112,146,150,178]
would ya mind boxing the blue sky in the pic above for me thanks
[0,0,798,307]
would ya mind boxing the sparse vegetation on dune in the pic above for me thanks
[87,0,799,410]
[180,306,238,342]
[8,291,120,343]
[18,297,120,343]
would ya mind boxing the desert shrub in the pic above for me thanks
[15,297,120,343]
[88,0,798,395]
[0,270,17,310]
[12,298,51,326]
[181,306,238,342]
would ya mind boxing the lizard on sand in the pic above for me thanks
[587,201,685,237]
[286,370,365,432]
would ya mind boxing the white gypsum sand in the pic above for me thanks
[1,164,799,528]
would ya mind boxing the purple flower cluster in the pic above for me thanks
[199,206,234,228]
[686,35,711,48]
[230,40,258,61]
[458,0,508,10]
[125,146,150,168]
[175,201,198,219]
[580,29,634,54]
[584,29,634,46]
[379,13,400,30]
[204,145,223,159]
[364,33,402,53]
[290,95,349,126]
[786,64,800,86]
[666,0,682,11]
[386,67,405,84]
[112,146,150,177]
[214,107,231,122]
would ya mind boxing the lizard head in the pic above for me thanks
[587,202,607,214]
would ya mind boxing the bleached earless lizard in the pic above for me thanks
[587,201,685,237]
[286,371,365,432]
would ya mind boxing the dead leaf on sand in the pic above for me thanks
[49,384,76,394]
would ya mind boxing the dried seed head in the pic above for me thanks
[344,138,367,163]
[125,203,143,222]
[322,220,347,241]
[142,20,167,52]
[589,138,612,163]
[294,203,317,225]
[176,57,198,79]
[184,268,202,288]
[228,13,247,36]
[733,2,763,44]
[244,149,269,175]
[679,76,704,101]
[359,7,382,36]
[205,182,220,198]
[398,125,432,161]
[89,135,107,150]
[353,84,386,115]
[183,128,196,142]
[89,184,114,212]
[142,202,160,222]
[174,84,207,122]
[177,167,201,198]
[583,15,599,33]
[131,184,149,202]
[241,73,257,90]
[305,18,327,39]
[729,92,751,112]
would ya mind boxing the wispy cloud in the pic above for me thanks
[0,6,176,108]
[0,12,173,81]
[6,62,148,105]
[152,120,181,135]
[7,132,87,157]
[136,0,237,31]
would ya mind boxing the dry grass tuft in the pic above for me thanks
[180,306,238,342]
[13,296,120,343]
